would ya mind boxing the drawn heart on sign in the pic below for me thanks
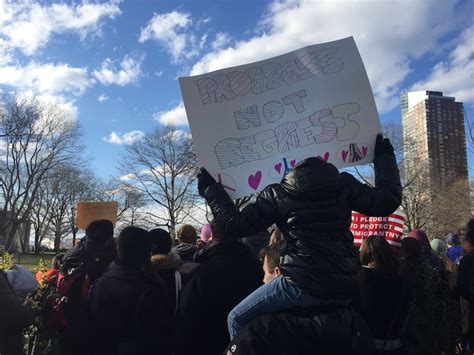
[362,146,368,157]
[274,163,282,174]
[341,150,349,162]
[290,160,297,168]
[316,152,330,162]
[248,171,262,190]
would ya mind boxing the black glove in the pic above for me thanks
[197,167,216,196]
[374,134,394,156]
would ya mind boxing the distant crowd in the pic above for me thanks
[1,134,474,355]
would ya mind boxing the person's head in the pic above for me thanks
[407,229,430,248]
[177,224,198,244]
[149,228,172,256]
[430,239,447,256]
[200,224,212,242]
[260,243,281,284]
[52,253,64,269]
[446,233,461,247]
[118,226,151,267]
[400,237,422,261]
[85,219,114,243]
[463,219,474,254]
[359,235,398,275]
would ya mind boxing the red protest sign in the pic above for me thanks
[350,210,405,251]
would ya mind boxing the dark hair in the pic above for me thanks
[360,235,399,275]
[177,224,197,244]
[86,219,114,242]
[465,219,474,244]
[52,253,64,269]
[399,237,422,283]
[149,228,172,255]
[118,226,151,266]
[260,243,280,272]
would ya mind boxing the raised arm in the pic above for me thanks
[197,168,279,237]
[342,134,402,216]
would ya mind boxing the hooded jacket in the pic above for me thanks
[0,270,35,355]
[172,243,198,263]
[176,241,262,355]
[203,153,401,299]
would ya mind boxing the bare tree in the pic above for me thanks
[0,96,83,251]
[119,126,197,237]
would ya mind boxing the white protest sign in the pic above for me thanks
[180,37,381,199]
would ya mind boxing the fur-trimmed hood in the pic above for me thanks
[151,252,181,271]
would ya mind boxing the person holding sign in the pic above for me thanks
[197,134,401,340]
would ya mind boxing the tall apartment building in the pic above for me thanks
[400,90,468,191]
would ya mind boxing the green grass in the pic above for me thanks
[12,253,55,272]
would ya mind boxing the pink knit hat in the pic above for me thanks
[407,229,430,248]
[200,223,212,242]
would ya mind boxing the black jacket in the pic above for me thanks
[89,265,173,355]
[203,154,401,299]
[358,267,408,341]
[225,306,374,355]
[176,241,262,355]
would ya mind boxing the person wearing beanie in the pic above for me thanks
[150,228,182,314]
[58,219,117,354]
[408,229,444,271]
[457,219,474,349]
[89,226,172,355]
[172,224,199,263]
[197,134,402,341]
[177,220,262,355]
[446,233,464,264]
[404,232,451,354]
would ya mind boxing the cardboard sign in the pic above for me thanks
[76,202,119,229]
[180,37,381,199]
[351,210,405,250]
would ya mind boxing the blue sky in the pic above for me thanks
[0,0,472,181]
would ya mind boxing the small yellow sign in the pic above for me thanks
[76,201,119,229]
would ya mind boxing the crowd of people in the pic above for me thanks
[1,134,474,355]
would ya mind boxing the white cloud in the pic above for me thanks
[139,11,205,62]
[0,0,121,56]
[411,26,474,103]
[15,90,79,121]
[153,102,188,126]
[103,130,145,145]
[211,32,231,50]
[0,62,92,95]
[93,53,145,86]
[98,94,109,102]
[190,0,464,113]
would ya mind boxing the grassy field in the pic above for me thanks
[11,253,55,272]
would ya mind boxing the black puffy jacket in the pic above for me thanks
[203,154,401,299]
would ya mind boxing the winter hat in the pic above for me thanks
[407,229,430,248]
[86,219,114,242]
[200,224,212,242]
[118,226,151,266]
[149,228,172,255]
[177,224,197,244]
[430,239,447,255]
[446,233,461,246]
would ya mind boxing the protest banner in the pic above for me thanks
[180,37,381,199]
[76,201,119,229]
[351,210,405,250]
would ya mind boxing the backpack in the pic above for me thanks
[46,257,91,330]
[25,259,91,355]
